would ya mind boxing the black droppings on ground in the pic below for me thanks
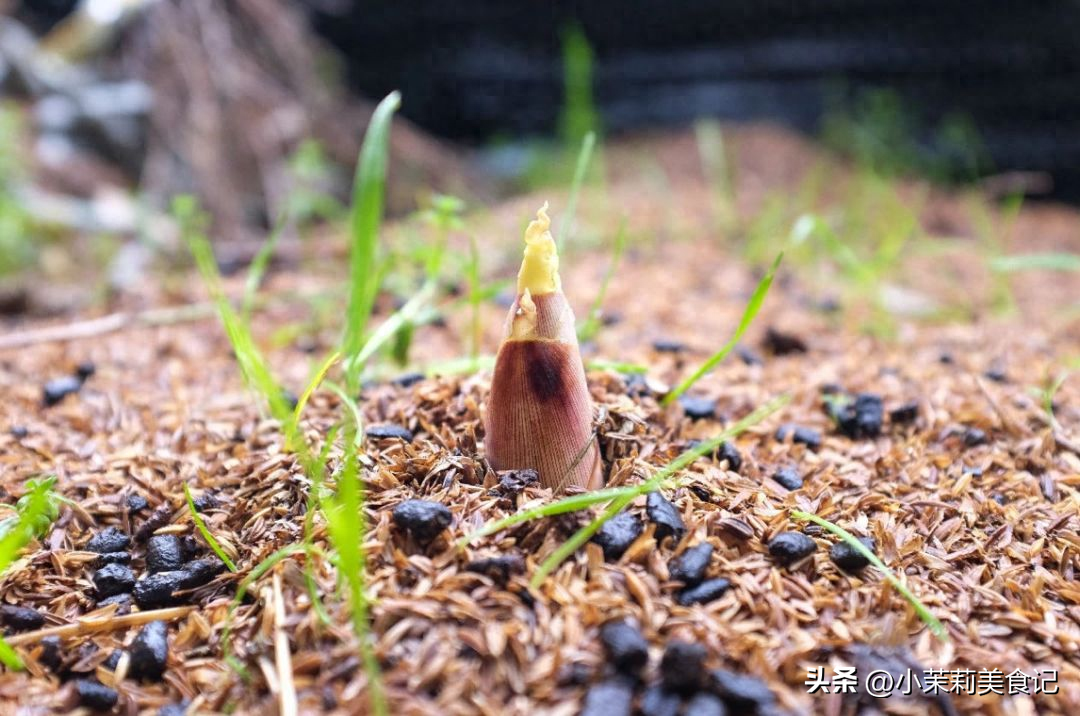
[709,669,777,711]
[652,338,687,353]
[771,467,803,491]
[365,423,414,442]
[679,395,717,420]
[392,499,452,543]
[493,468,539,497]
[102,650,122,670]
[97,592,133,613]
[463,554,525,584]
[600,620,650,675]
[592,511,644,561]
[38,635,62,672]
[191,492,219,512]
[9,425,28,438]
[646,492,685,542]
[963,427,989,447]
[74,679,118,711]
[146,535,185,574]
[820,382,843,395]
[768,532,817,566]
[833,393,884,439]
[133,572,185,610]
[86,526,130,554]
[42,375,84,407]
[684,693,727,716]
[129,620,169,681]
[830,537,876,573]
[74,361,96,381]
[0,604,44,631]
[676,577,732,606]
[580,677,635,716]
[984,363,1008,383]
[179,558,225,589]
[93,563,135,600]
[774,424,821,450]
[641,685,682,716]
[660,640,707,694]
[391,372,425,388]
[763,327,807,355]
[889,401,919,425]
[126,494,149,513]
[97,551,131,565]
[716,441,742,472]
[669,542,713,587]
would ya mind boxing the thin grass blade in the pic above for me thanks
[664,253,783,405]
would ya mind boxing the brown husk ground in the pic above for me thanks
[1,126,1078,715]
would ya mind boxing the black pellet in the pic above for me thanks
[774,424,821,450]
[0,604,44,631]
[709,668,777,710]
[829,537,876,573]
[74,679,118,711]
[767,532,817,566]
[129,620,168,681]
[97,551,131,565]
[646,492,685,542]
[889,402,919,425]
[126,494,149,513]
[146,535,184,573]
[86,526,130,554]
[676,578,731,606]
[43,375,83,407]
[684,693,727,716]
[763,327,807,355]
[771,467,803,491]
[365,424,414,442]
[580,677,634,716]
[94,563,135,599]
[391,499,452,543]
[660,640,707,694]
[592,512,643,561]
[463,555,525,584]
[599,620,649,675]
[669,542,713,587]
[641,685,681,716]
[679,395,717,420]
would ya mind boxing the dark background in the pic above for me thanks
[18,0,1080,200]
[306,0,1080,199]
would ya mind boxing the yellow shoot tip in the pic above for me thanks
[517,202,561,295]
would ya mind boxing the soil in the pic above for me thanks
[0,126,1078,715]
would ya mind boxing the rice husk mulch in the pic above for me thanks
[1,127,1078,714]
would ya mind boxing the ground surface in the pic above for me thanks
[0,127,1078,715]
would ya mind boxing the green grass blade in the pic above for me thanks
[990,253,1080,273]
[323,423,386,716]
[291,350,341,429]
[351,280,436,370]
[790,510,948,641]
[324,382,365,449]
[558,130,596,251]
[242,215,287,322]
[0,476,61,670]
[467,234,482,366]
[585,359,648,374]
[183,483,237,572]
[578,217,626,342]
[663,253,783,405]
[343,91,402,393]
[530,394,789,586]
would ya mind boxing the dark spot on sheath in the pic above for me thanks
[523,341,568,403]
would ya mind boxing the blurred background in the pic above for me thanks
[0,0,1078,321]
